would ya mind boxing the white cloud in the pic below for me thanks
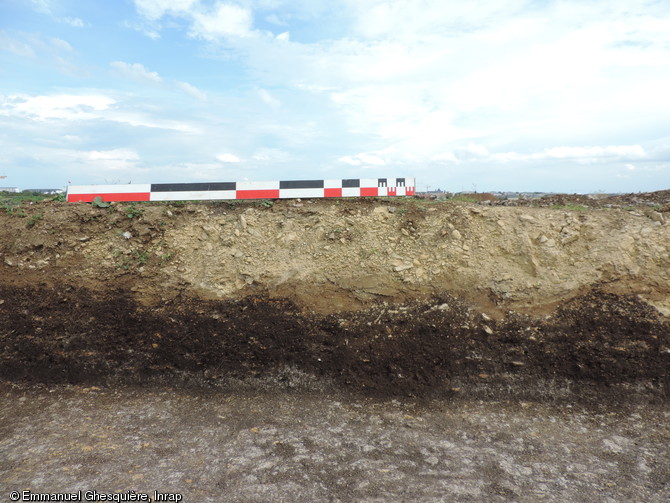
[463,143,489,157]
[266,14,288,27]
[0,31,36,58]
[176,81,207,100]
[338,155,361,166]
[491,145,647,163]
[0,32,79,76]
[338,152,385,167]
[28,0,87,27]
[61,17,85,27]
[44,148,143,176]
[252,148,291,162]
[134,0,198,21]
[29,0,51,14]
[257,88,280,108]
[133,0,256,40]
[0,93,198,133]
[217,153,241,163]
[431,152,460,164]
[104,110,199,133]
[110,61,163,85]
[50,38,73,52]
[83,149,142,173]
[543,145,646,160]
[203,0,669,177]
[2,94,116,121]
[358,153,385,166]
[190,3,254,40]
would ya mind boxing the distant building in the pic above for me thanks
[22,188,65,195]
[0,187,20,193]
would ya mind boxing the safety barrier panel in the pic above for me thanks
[66,177,416,202]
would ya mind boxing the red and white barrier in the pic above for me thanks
[66,177,416,203]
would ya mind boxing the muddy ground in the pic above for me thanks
[1,192,669,501]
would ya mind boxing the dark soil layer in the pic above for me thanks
[0,285,668,398]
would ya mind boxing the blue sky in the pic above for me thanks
[1,0,670,193]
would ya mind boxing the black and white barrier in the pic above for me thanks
[66,178,416,203]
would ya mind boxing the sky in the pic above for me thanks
[1,0,670,193]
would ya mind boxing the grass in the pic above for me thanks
[1,191,65,218]
[26,211,44,228]
[551,204,588,212]
[2,206,27,217]
[114,240,174,271]
[449,195,480,204]
[132,249,150,265]
[359,247,378,259]
[115,249,149,270]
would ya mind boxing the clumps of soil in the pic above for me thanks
[1,285,668,398]
[491,190,670,210]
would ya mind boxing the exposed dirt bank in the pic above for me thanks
[2,196,669,315]
[1,195,669,397]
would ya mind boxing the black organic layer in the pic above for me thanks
[0,286,668,397]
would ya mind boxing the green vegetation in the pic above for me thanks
[115,249,148,271]
[92,196,110,208]
[1,191,48,214]
[1,191,67,219]
[26,211,44,228]
[132,248,150,265]
[448,194,479,204]
[2,206,27,217]
[551,203,588,212]
[359,247,378,259]
[113,240,174,271]
[124,203,144,219]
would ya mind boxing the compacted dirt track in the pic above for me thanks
[1,384,669,503]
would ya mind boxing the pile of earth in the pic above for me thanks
[490,189,670,211]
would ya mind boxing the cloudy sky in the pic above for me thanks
[1,0,670,193]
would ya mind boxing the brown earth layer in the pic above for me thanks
[1,195,669,398]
